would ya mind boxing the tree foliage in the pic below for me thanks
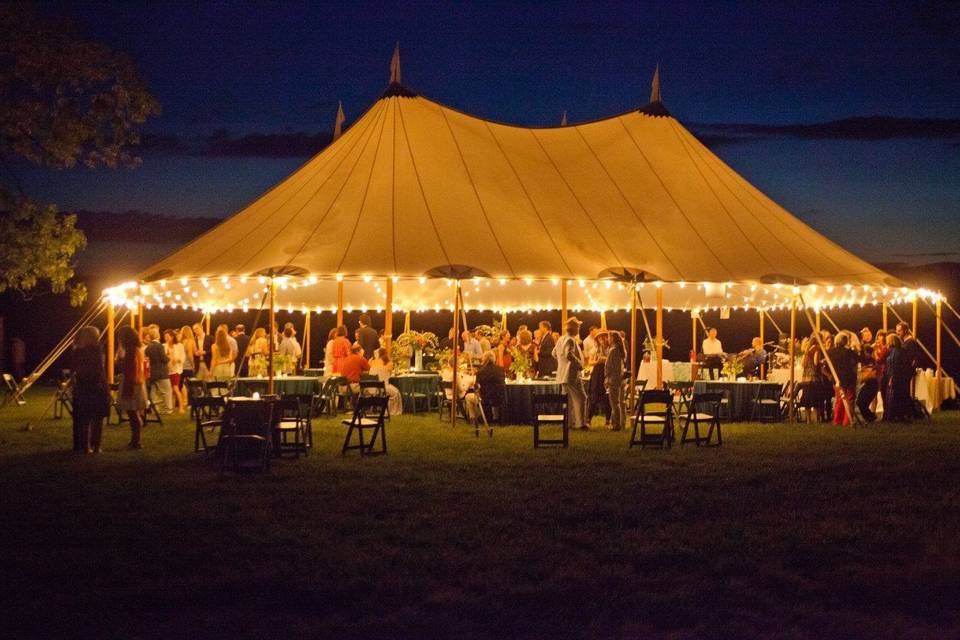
[0,4,159,305]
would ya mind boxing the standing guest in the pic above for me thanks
[234,325,251,377]
[462,330,483,363]
[895,322,920,400]
[322,328,337,374]
[11,336,26,381]
[356,314,379,359]
[340,344,370,393]
[117,326,147,449]
[701,327,724,380]
[192,323,213,378]
[535,321,557,378]
[885,333,912,422]
[605,331,626,431]
[553,316,588,430]
[144,327,172,414]
[856,327,879,422]
[71,326,110,453]
[516,326,536,377]
[496,329,513,370]
[476,350,506,420]
[249,328,269,356]
[209,326,236,380]
[278,326,303,367]
[798,336,826,422]
[827,333,859,426]
[586,331,611,427]
[163,329,186,414]
[368,347,403,415]
[179,325,196,394]
[873,330,889,417]
[478,332,492,354]
[217,323,239,361]
[330,326,353,374]
[582,326,599,361]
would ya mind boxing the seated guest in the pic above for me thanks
[740,337,768,378]
[476,350,506,419]
[827,332,859,426]
[440,355,479,423]
[339,344,370,393]
[701,326,724,379]
[368,348,403,415]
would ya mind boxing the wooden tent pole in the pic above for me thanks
[451,280,461,428]
[137,300,143,336]
[759,308,766,380]
[789,299,796,421]
[600,310,607,331]
[268,277,276,396]
[655,286,663,389]
[936,299,942,410]
[404,310,411,334]
[500,309,507,332]
[691,313,697,364]
[561,280,568,328]
[384,278,394,351]
[882,302,888,332]
[629,284,637,410]
[304,310,311,368]
[336,280,344,327]
[912,297,918,335]
[204,312,210,336]
[815,309,821,334]
[106,303,115,385]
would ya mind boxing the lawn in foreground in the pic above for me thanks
[1,392,959,639]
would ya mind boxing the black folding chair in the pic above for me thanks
[2,373,26,407]
[665,381,694,418]
[287,393,315,448]
[532,393,568,448]
[206,380,233,398]
[334,376,354,413]
[193,396,225,454]
[341,395,389,456]
[750,383,784,422]
[629,390,674,449]
[359,379,390,419]
[315,376,340,416]
[186,378,208,419]
[274,396,307,457]
[218,399,273,474]
[438,380,468,422]
[679,392,723,447]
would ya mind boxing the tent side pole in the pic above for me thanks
[912,297,918,334]
[204,312,210,336]
[759,308,766,380]
[137,301,143,335]
[789,299,796,421]
[600,310,607,331]
[655,286,663,388]
[404,310,411,334]
[451,280,461,428]
[268,278,276,396]
[936,299,942,410]
[106,303,115,385]
[561,280,568,329]
[337,281,344,327]
[691,314,697,379]
[629,285,637,410]
[500,309,507,332]
[384,278,394,351]
[304,310,311,369]
[882,302,888,332]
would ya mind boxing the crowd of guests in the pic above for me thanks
[797,321,921,425]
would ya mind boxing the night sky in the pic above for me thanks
[26,1,960,264]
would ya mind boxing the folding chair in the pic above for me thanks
[2,373,26,407]
[206,380,233,398]
[218,399,273,473]
[274,396,307,457]
[665,381,694,418]
[143,381,163,426]
[287,393,315,448]
[315,376,340,416]
[438,380,467,422]
[629,390,674,449]
[334,376,354,413]
[750,383,784,422]
[109,382,128,425]
[186,378,208,419]
[532,393,568,448]
[359,379,390,419]
[341,395,389,456]
[53,378,73,419]
[193,396,225,454]
[679,392,723,447]
[473,387,494,438]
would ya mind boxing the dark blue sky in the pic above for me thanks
[28,0,960,262]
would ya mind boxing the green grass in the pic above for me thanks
[2,391,959,639]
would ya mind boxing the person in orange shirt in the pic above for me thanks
[330,325,353,374]
[340,344,370,393]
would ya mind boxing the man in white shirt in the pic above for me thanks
[461,330,483,364]
[701,327,724,380]
[582,325,599,361]
[553,317,588,430]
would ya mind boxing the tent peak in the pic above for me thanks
[637,64,670,117]
[381,42,417,98]
[390,42,401,84]
[381,82,418,98]
[650,63,661,103]
[560,110,568,126]
[333,101,345,141]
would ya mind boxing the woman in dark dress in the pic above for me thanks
[534,321,556,378]
[586,331,610,426]
[884,333,912,422]
[71,326,111,453]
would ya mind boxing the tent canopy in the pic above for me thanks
[113,72,910,314]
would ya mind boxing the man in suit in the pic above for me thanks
[234,324,251,376]
[553,316,588,430]
[356,313,380,360]
[192,323,213,378]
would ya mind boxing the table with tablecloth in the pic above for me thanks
[233,376,322,397]
[693,380,782,421]
[503,380,562,424]
[767,366,803,387]
[389,373,440,412]
[302,368,325,378]
[636,359,674,384]
[912,369,957,412]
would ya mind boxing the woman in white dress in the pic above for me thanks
[368,347,403,416]
[323,327,337,376]
[209,327,236,380]
[163,329,187,414]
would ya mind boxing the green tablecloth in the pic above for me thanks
[693,380,781,421]
[390,374,440,412]
[302,368,325,378]
[234,376,322,397]
[504,380,562,424]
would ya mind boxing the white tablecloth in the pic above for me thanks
[768,367,803,386]
[913,369,957,412]
[637,359,673,383]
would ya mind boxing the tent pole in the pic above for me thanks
[304,310,311,368]
[882,302,888,332]
[759,308,766,380]
[451,280,461,428]
[655,286,663,389]
[789,299,796,421]
[106,303,115,385]
[920,295,960,349]
[204,312,210,336]
[137,300,143,336]
[629,284,637,411]
[912,296,918,334]
[500,309,507,333]
[337,280,344,327]
[600,310,607,331]
[819,308,842,334]
[815,309,821,334]
[561,280,568,329]
[268,277,276,396]
[385,278,394,351]
[404,310,411,334]
[936,299,942,410]
[691,314,697,380]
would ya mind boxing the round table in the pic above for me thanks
[389,373,440,412]
[693,380,782,421]
[234,376,322,397]
[504,380,562,424]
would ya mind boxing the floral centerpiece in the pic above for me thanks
[508,345,531,380]
[248,353,295,376]
[642,336,670,357]
[392,330,438,372]
[721,357,743,381]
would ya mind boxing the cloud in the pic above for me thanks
[889,251,959,258]
[690,116,960,148]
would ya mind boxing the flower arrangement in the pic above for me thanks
[721,357,743,380]
[248,353,295,376]
[395,330,438,353]
[508,345,531,379]
[642,336,670,355]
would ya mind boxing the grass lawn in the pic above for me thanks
[2,391,959,639]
